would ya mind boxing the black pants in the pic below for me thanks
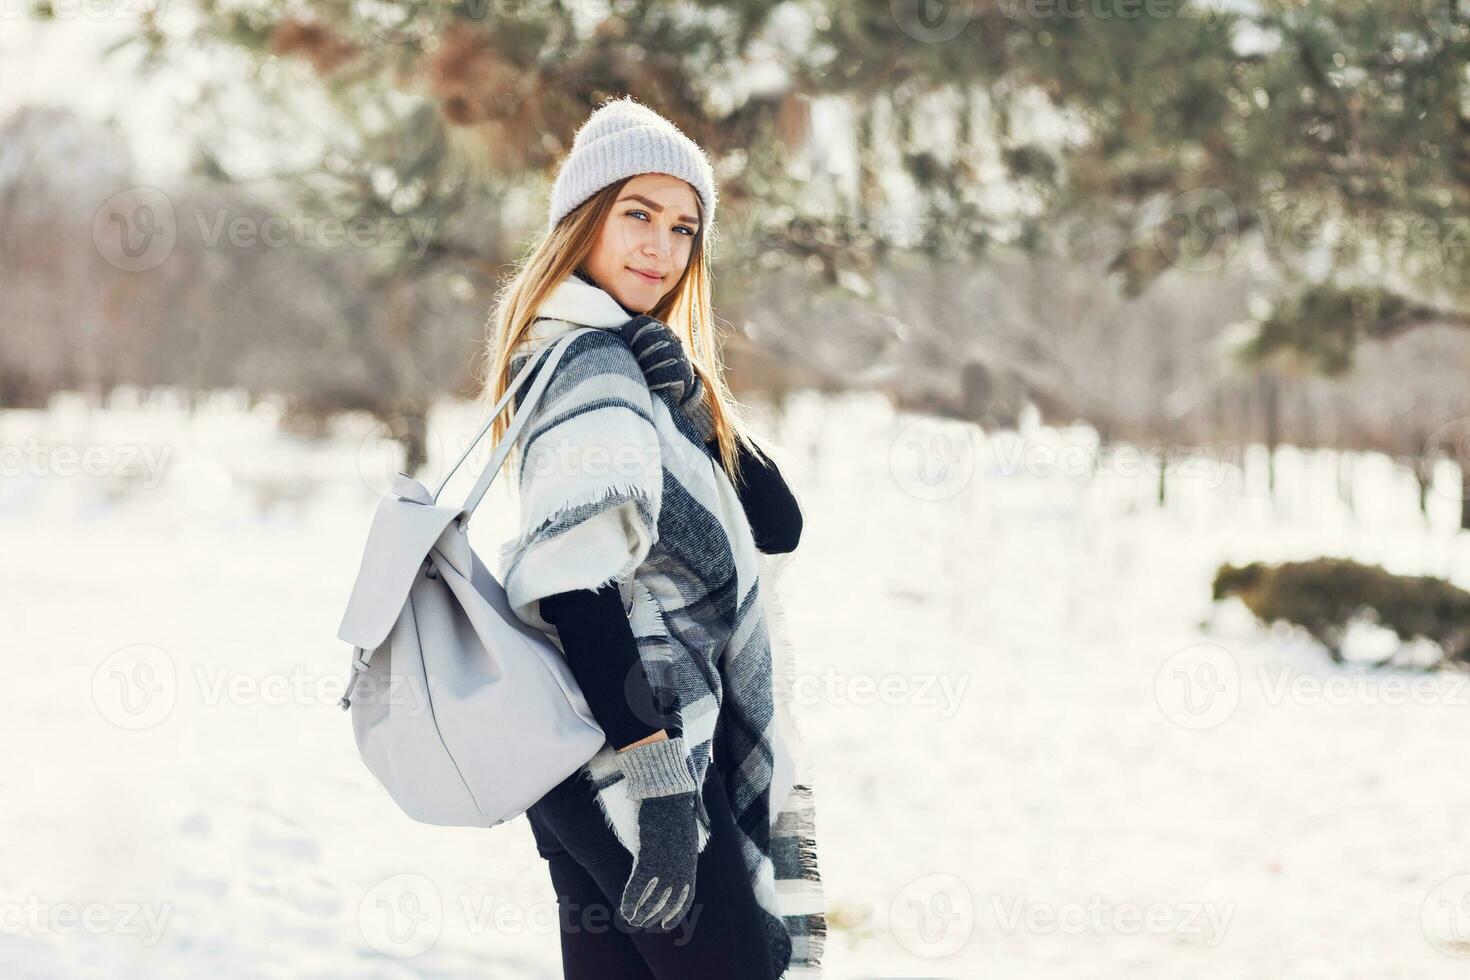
[526,758,779,980]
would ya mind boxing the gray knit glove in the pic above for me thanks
[617,315,717,443]
[614,735,701,930]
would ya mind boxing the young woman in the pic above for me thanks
[477,98,826,978]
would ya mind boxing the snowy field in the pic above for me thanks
[6,387,1470,979]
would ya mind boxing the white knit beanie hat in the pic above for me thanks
[547,96,717,235]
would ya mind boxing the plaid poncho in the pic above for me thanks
[497,273,827,977]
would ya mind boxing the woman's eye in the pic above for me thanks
[627,210,696,237]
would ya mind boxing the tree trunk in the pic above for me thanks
[1413,453,1429,519]
[1461,465,1470,531]
[386,410,431,478]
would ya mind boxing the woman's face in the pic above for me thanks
[581,172,701,314]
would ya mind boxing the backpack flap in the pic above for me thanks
[337,472,464,651]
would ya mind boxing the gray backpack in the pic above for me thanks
[335,328,606,827]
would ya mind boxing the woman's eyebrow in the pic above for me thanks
[617,194,700,226]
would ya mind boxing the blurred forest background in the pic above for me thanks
[10,3,1470,978]
[4,0,1468,514]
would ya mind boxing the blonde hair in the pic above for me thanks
[475,177,756,486]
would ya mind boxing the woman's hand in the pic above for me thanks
[617,315,717,442]
[613,734,701,930]
[617,729,669,752]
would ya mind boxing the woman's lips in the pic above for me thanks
[629,268,663,283]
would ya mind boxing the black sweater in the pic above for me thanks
[539,437,802,749]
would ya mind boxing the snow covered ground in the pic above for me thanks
[5,387,1470,979]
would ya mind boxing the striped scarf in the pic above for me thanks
[496,273,827,977]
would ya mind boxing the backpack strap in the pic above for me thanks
[432,326,593,527]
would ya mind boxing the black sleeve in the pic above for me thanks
[539,583,678,749]
[708,437,803,554]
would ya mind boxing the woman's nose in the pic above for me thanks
[644,224,675,259]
